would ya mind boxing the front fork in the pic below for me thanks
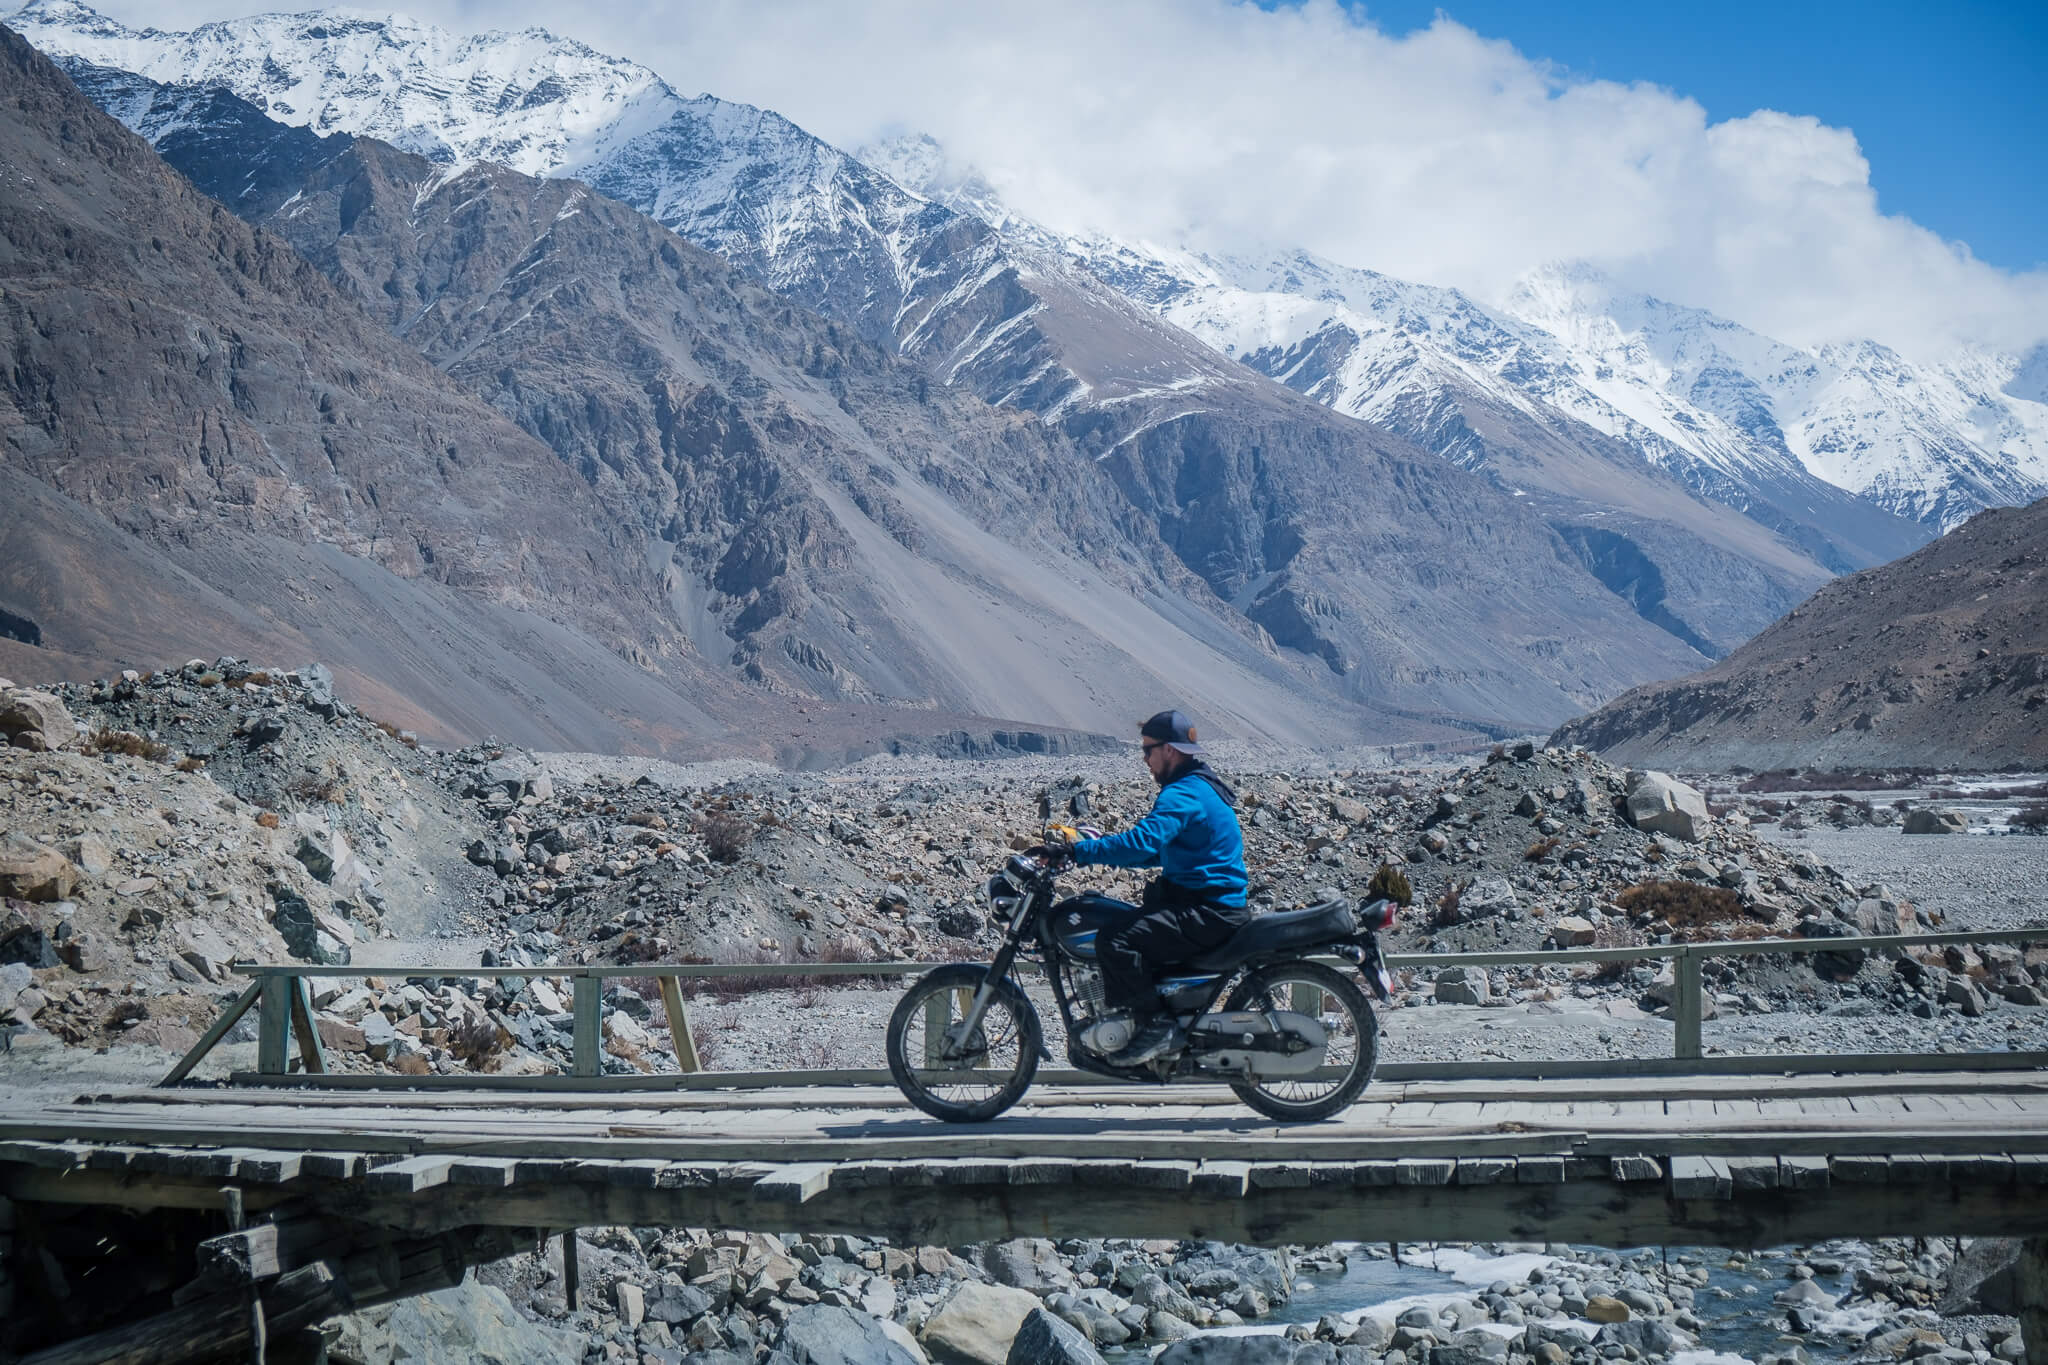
[941,893,1035,1059]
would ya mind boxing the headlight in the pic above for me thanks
[983,874,1022,913]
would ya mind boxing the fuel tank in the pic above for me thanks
[1048,891,1144,961]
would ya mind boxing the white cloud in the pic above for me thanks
[82,0,2048,356]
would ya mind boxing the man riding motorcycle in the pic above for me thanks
[1042,710,1249,1066]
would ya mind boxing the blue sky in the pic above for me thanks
[1352,0,2048,270]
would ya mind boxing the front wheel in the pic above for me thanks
[1223,960,1378,1122]
[886,964,1041,1122]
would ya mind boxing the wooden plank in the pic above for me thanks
[1888,1154,1947,1184]
[301,1152,366,1179]
[599,1159,675,1189]
[1193,1161,1251,1197]
[449,1158,519,1187]
[225,1150,303,1183]
[753,1163,835,1204]
[1727,1157,1779,1191]
[1395,1158,1454,1186]
[1249,1163,1313,1190]
[1779,1156,1830,1190]
[2014,1155,2048,1185]
[159,981,262,1086]
[1670,1156,1732,1200]
[363,1155,456,1194]
[1515,1156,1566,1184]
[1610,1155,1663,1182]
[1352,1160,1401,1186]
[1456,1157,1516,1185]
[1831,1155,1890,1184]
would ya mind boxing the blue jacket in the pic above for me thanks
[1073,767,1247,906]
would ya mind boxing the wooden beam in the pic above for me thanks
[571,976,599,1081]
[2018,1237,2046,1365]
[256,975,292,1077]
[288,977,326,1076]
[655,977,699,1073]
[16,1262,343,1365]
[159,982,262,1086]
[753,1163,834,1204]
[363,1156,456,1195]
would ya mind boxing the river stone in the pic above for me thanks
[1623,771,1712,841]
[1434,965,1491,1005]
[1583,1295,1630,1323]
[330,1282,580,1365]
[779,1304,921,1365]
[1902,808,1968,834]
[1157,1337,1345,1363]
[922,1282,1041,1365]
[1006,1308,1105,1365]
[1551,915,1597,947]
[982,1239,1075,1293]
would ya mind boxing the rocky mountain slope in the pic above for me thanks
[866,133,2047,542]
[26,37,1728,738]
[1551,498,2048,769]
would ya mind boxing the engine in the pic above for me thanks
[1061,962,1136,1056]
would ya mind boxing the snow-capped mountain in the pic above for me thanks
[17,0,2035,716]
[866,134,2048,538]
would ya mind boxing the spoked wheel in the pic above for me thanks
[886,964,1041,1122]
[1223,960,1378,1122]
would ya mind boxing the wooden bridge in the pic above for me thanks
[4,928,2048,1362]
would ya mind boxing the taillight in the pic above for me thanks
[1358,898,1397,931]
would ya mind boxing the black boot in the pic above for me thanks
[1107,1015,1184,1066]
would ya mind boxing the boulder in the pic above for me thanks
[981,1239,1074,1293]
[0,834,80,903]
[1434,966,1491,1006]
[778,1304,923,1365]
[1903,808,1968,835]
[61,835,112,881]
[1457,878,1519,921]
[1583,1296,1630,1323]
[329,1282,580,1365]
[1623,771,1712,841]
[270,886,350,966]
[1006,1308,1105,1365]
[0,688,74,751]
[1551,915,1597,947]
[922,1282,1042,1365]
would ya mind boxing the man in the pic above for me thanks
[1063,710,1250,1066]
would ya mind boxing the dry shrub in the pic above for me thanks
[2012,803,2048,833]
[449,1013,511,1070]
[786,1035,854,1070]
[255,810,281,829]
[243,670,276,687]
[1432,878,1472,929]
[370,718,419,749]
[85,728,169,762]
[286,772,347,805]
[196,672,223,687]
[1523,836,1561,862]
[175,756,206,773]
[1614,880,1744,934]
[1366,863,1413,906]
[392,1053,432,1076]
[697,812,752,863]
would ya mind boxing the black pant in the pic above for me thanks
[1098,879,1252,1018]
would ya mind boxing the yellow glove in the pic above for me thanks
[1045,824,1081,847]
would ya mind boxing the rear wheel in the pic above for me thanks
[1223,960,1377,1122]
[886,964,1041,1122]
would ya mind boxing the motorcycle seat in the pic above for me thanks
[1183,898,1354,973]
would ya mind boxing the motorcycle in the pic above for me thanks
[883,845,1406,1123]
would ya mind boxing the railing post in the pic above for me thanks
[1673,948,1704,1062]
[572,974,600,1079]
[657,976,700,1073]
[257,974,292,1076]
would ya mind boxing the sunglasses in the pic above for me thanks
[1141,741,1166,755]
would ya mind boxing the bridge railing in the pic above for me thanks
[162,926,2048,1089]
